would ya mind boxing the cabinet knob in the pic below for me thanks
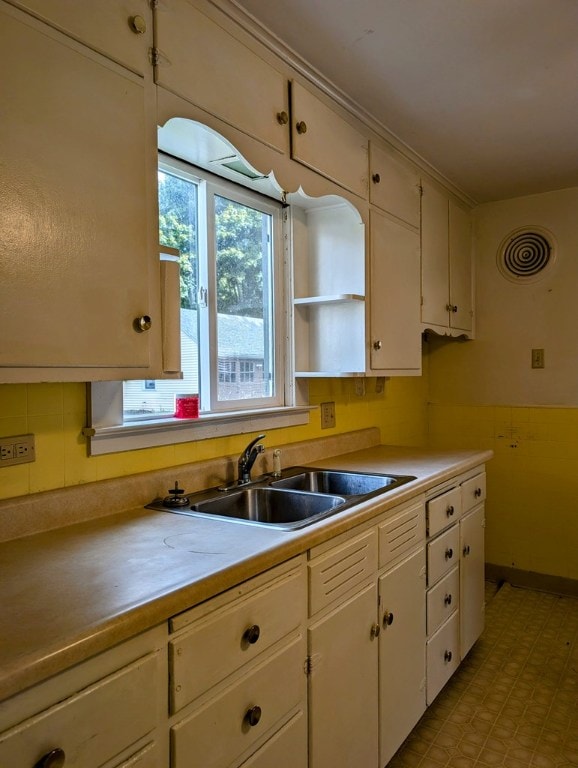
[382,611,394,628]
[446,303,458,313]
[134,315,152,332]
[474,487,482,498]
[445,547,454,560]
[370,622,381,639]
[371,173,381,184]
[444,593,452,606]
[296,120,307,134]
[129,15,147,34]
[463,544,471,557]
[446,505,455,518]
[373,340,382,351]
[242,624,261,645]
[444,650,453,663]
[245,705,262,727]
[35,749,66,768]
[276,110,289,125]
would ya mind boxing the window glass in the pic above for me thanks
[123,158,283,421]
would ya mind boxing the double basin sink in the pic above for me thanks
[149,467,415,531]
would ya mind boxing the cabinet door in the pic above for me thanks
[5,0,152,74]
[155,0,289,154]
[291,81,368,198]
[308,582,379,768]
[369,143,420,228]
[240,711,307,768]
[0,5,157,378]
[460,505,485,658]
[379,548,426,767]
[420,180,449,328]
[449,201,473,332]
[370,210,421,373]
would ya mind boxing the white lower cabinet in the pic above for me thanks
[169,557,308,768]
[0,468,487,768]
[308,581,379,768]
[426,467,486,704]
[460,504,486,658]
[0,627,168,768]
[307,498,428,768]
[378,547,426,766]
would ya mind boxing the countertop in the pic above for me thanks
[0,444,492,703]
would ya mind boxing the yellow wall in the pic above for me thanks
[427,187,578,582]
[0,370,428,502]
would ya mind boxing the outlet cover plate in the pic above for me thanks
[0,434,35,467]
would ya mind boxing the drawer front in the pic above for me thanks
[309,528,377,616]
[427,525,459,586]
[378,500,425,570]
[427,566,459,636]
[462,472,486,513]
[170,568,305,712]
[0,653,161,767]
[115,742,158,768]
[240,710,307,768]
[426,612,459,705]
[171,639,305,768]
[427,486,462,538]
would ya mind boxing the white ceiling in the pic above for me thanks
[234,0,578,203]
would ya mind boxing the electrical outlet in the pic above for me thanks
[1,444,14,461]
[531,348,545,369]
[320,401,336,429]
[0,434,35,467]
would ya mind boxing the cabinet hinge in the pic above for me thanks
[150,47,171,68]
[304,653,322,676]
[418,184,424,197]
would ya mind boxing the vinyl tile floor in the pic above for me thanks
[389,582,578,768]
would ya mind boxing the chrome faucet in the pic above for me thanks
[238,434,265,485]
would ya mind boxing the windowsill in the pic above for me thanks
[85,406,315,456]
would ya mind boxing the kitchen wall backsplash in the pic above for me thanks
[0,373,428,502]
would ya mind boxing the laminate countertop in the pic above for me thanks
[0,444,492,703]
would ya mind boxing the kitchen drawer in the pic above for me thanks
[309,528,377,616]
[170,565,305,713]
[0,652,161,767]
[462,472,486,513]
[427,525,459,586]
[427,486,462,538]
[115,742,158,768]
[427,565,459,636]
[378,500,425,570]
[426,611,459,705]
[171,638,305,768]
[240,710,307,768]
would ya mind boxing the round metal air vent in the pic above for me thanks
[497,227,556,283]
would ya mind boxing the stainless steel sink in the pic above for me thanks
[148,467,415,530]
[271,469,412,496]
[190,487,345,528]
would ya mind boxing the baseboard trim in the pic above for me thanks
[486,563,578,598]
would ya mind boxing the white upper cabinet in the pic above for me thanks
[370,211,422,375]
[290,81,369,198]
[369,143,420,228]
[0,2,160,381]
[154,0,289,155]
[4,0,152,74]
[421,180,473,336]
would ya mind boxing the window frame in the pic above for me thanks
[86,156,311,456]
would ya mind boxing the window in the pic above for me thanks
[87,143,312,456]
[123,156,285,420]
